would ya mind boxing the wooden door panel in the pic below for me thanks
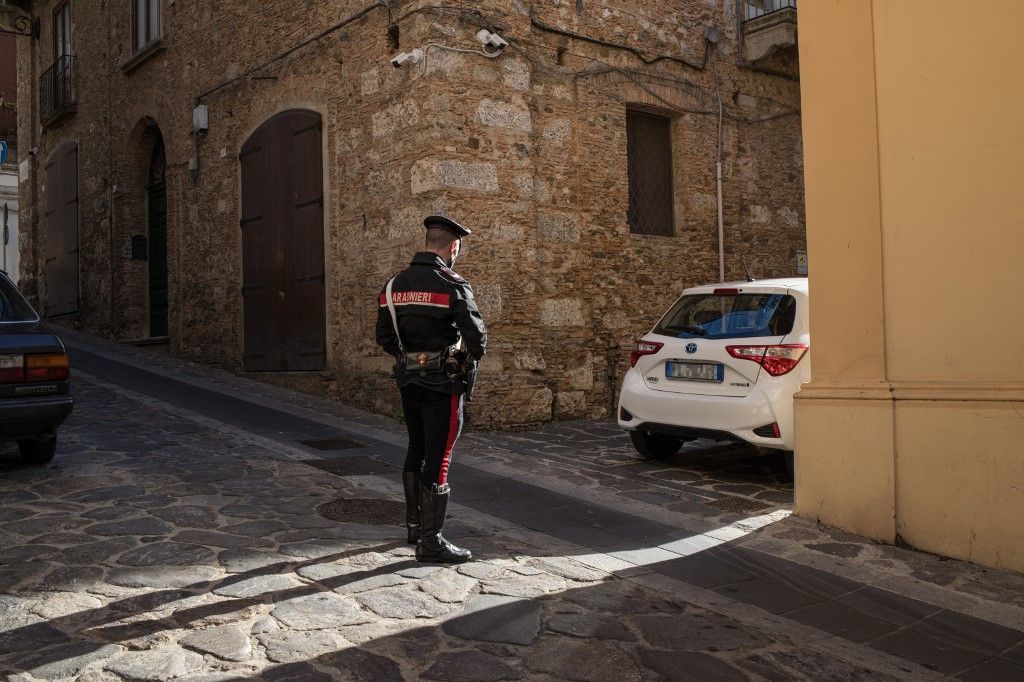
[43,141,79,316]
[241,110,325,371]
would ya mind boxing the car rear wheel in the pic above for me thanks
[629,431,683,459]
[783,451,794,478]
[18,436,57,465]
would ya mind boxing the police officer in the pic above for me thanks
[376,216,486,564]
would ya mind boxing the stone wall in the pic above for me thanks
[18,0,804,428]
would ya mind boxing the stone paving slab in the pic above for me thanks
[0,330,1022,680]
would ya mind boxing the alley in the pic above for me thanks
[1,331,1023,681]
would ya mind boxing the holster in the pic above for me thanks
[402,349,448,373]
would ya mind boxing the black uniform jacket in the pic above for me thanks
[376,252,487,368]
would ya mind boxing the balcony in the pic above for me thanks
[39,54,76,126]
[742,0,797,63]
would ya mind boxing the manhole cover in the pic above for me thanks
[300,437,365,451]
[317,498,404,525]
[302,457,399,476]
[705,496,771,514]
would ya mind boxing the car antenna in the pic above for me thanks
[740,253,756,282]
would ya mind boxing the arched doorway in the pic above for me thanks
[147,136,168,337]
[239,109,326,371]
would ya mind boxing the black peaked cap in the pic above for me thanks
[423,215,472,237]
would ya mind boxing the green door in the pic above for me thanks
[147,177,168,338]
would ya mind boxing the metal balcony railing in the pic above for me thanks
[39,54,75,123]
[744,0,796,22]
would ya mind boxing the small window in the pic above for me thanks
[626,109,674,236]
[133,0,161,53]
[53,1,72,60]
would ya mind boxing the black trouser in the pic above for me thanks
[400,383,464,487]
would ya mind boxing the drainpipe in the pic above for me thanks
[714,47,725,283]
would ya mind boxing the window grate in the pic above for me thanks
[626,110,675,236]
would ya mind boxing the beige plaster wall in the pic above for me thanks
[796,0,1024,574]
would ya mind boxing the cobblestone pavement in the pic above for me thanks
[1,329,1023,681]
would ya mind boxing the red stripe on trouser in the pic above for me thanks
[437,393,461,485]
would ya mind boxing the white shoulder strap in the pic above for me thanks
[385,277,404,353]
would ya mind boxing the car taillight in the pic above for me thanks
[0,355,24,383]
[26,353,70,382]
[630,340,664,368]
[726,344,808,376]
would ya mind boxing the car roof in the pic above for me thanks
[683,277,808,294]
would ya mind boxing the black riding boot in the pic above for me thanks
[402,471,420,545]
[416,483,472,563]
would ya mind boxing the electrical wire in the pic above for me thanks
[421,43,503,73]
[528,14,710,71]
[195,1,389,104]
[509,40,798,124]
[194,0,798,126]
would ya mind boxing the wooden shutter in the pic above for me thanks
[43,141,79,316]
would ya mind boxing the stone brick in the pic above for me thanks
[537,212,580,242]
[372,99,420,138]
[540,299,587,327]
[554,391,587,419]
[542,119,572,145]
[411,158,499,194]
[476,98,532,132]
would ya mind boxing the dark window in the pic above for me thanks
[134,0,161,53]
[626,110,674,236]
[654,293,797,340]
[53,1,72,60]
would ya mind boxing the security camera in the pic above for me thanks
[391,49,423,68]
[475,29,508,50]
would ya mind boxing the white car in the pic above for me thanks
[617,278,809,465]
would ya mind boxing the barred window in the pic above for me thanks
[133,0,161,53]
[626,110,675,236]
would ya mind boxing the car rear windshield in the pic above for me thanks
[654,292,797,340]
[0,275,39,323]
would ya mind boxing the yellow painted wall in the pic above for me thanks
[872,2,1024,383]
[796,0,1024,574]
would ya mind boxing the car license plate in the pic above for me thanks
[665,361,723,382]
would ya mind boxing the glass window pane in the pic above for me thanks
[655,294,797,340]
[136,0,146,50]
[64,8,72,54]
[149,0,160,40]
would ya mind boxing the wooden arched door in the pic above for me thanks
[239,110,325,371]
